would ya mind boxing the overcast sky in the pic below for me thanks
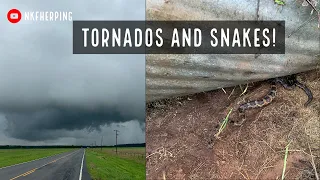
[0,0,145,146]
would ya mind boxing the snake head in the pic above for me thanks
[287,75,298,85]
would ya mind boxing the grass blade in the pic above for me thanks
[281,141,292,180]
[215,108,233,138]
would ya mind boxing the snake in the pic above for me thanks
[232,74,313,126]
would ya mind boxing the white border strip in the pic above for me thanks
[79,149,85,180]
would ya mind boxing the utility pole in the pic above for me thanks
[114,130,119,154]
[100,136,103,151]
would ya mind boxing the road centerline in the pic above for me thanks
[9,149,81,180]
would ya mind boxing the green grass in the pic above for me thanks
[86,147,145,180]
[101,147,145,154]
[281,141,292,180]
[0,148,74,168]
[274,0,285,5]
[215,108,233,138]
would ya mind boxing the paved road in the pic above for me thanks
[0,149,91,180]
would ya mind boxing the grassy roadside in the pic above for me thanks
[86,148,145,180]
[0,148,75,168]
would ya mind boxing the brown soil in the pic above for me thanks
[146,69,320,180]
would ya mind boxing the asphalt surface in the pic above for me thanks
[0,149,91,180]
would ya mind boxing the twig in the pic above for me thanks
[305,0,319,13]
[287,0,320,36]
[288,16,316,38]
[308,142,319,180]
[238,169,250,180]
[221,88,227,94]
[228,87,236,99]
[239,84,243,92]
[305,0,320,28]
[240,83,249,96]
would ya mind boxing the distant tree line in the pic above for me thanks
[115,143,145,147]
[0,143,145,149]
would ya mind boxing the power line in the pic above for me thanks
[100,136,103,151]
[114,130,119,154]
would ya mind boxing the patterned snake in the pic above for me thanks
[232,74,313,126]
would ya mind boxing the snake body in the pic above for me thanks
[234,75,313,126]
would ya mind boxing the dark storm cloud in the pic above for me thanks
[0,0,145,142]
[4,106,144,141]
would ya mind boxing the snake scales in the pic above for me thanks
[231,74,313,126]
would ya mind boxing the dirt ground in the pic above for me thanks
[146,69,320,180]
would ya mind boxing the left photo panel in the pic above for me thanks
[0,1,146,180]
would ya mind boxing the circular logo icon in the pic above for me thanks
[7,9,22,23]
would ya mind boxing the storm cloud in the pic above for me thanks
[0,0,145,144]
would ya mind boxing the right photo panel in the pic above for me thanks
[145,0,320,179]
